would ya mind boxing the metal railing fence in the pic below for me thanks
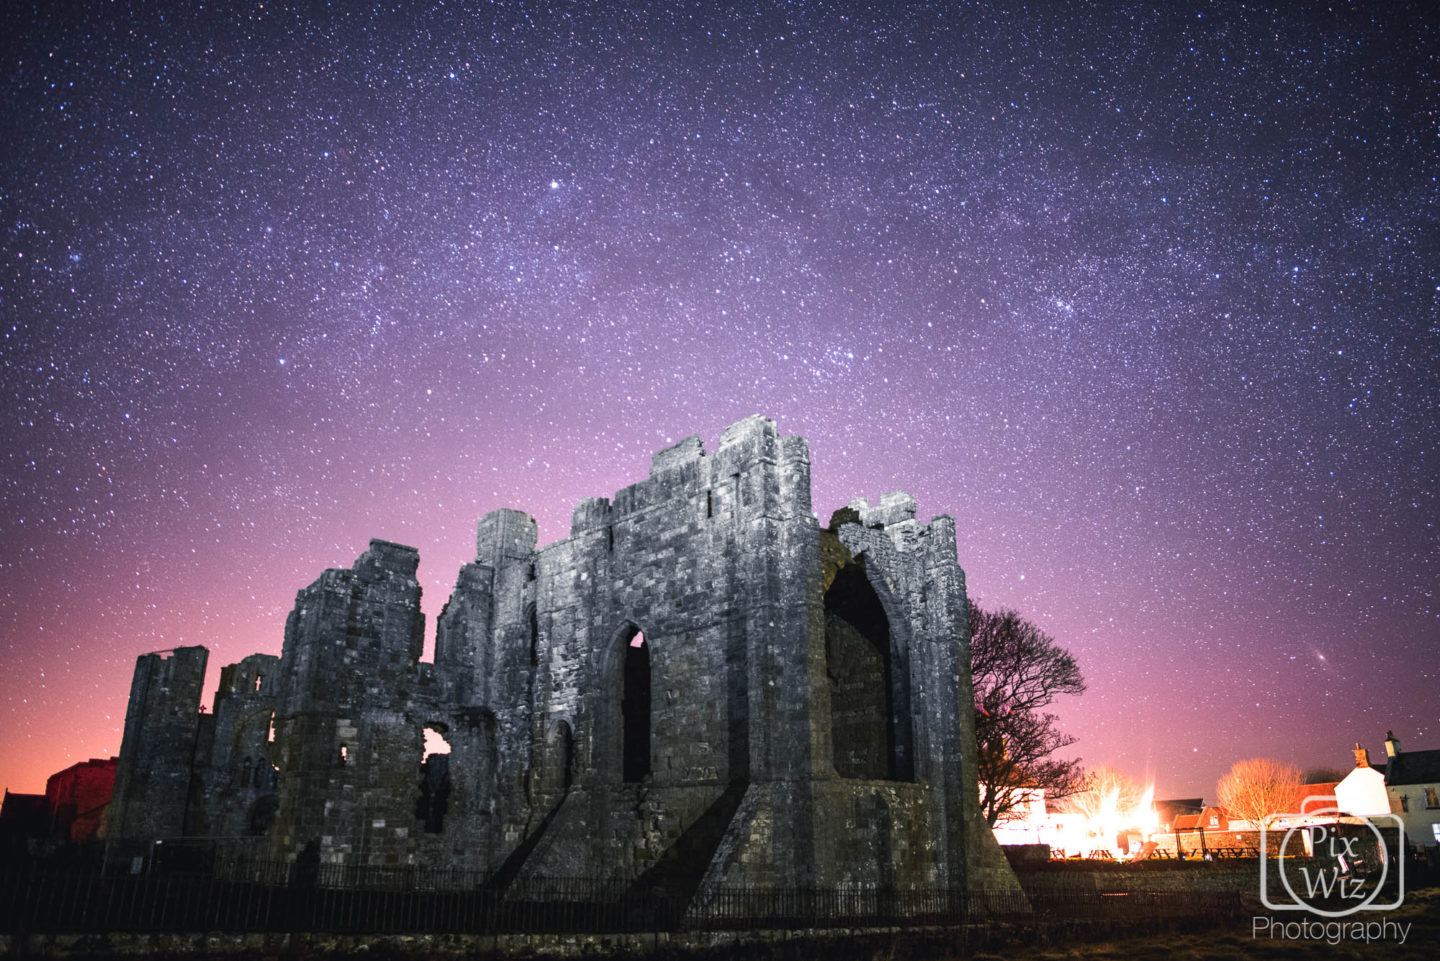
[0,861,1245,936]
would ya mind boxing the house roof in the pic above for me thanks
[1173,806,1229,831]
[1295,782,1341,811]
[1,790,47,820]
[1155,797,1203,820]
[1385,749,1440,787]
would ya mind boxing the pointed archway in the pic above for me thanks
[621,627,651,783]
[825,557,914,781]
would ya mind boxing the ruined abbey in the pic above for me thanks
[106,415,1018,900]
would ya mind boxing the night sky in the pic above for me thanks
[3,1,1436,803]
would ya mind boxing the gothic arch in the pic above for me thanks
[619,624,652,783]
[824,552,915,781]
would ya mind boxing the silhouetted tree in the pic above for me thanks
[969,603,1087,827]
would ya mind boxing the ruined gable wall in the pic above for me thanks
[105,646,208,863]
[467,416,821,889]
[826,493,1020,894]
[430,510,538,874]
[268,540,433,867]
[200,654,281,844]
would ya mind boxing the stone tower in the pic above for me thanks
[267,540,431,867]
[106,646,209,864]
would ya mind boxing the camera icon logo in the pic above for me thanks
[1259,796,1405,917]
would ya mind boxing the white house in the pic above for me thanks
[1335,744,1392,818]
[1381,731,1440,849]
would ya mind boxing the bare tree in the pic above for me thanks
[1216,758,1302,829]
[970,603,1087,827]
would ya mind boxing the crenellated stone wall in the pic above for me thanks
[106,415,1020,905]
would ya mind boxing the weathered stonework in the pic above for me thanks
[106,415,1019,901]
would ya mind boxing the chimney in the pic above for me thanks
[1384,731,1400,758]
[1353,743,1370,769]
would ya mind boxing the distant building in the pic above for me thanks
[1334,744,1390,818]
[1174,805,1233,833]
[1154,798,1202,833]
[987,784,1048,846]
[0,757,117,847]
[1381,731,1440,849]
[0,791,49,837]
[45,758,118,842]
[1290,780,1342,820]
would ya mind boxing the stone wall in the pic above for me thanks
[1014,858,1330,897]
[199,654,281,843]
[1017,863,1259,896]
[107,647,208,864]
[106,415,1020,904]
[268,539,436,868]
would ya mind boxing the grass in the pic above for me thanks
[964,886,1440,960]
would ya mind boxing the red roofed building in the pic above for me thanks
[1173,806,1233,833]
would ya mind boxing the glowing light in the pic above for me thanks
[1054,780,1159,860]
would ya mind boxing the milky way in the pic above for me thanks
[2,1,1436,800]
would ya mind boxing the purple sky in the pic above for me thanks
[2,1,1436,801]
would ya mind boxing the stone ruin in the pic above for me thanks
[105,415,1019,900]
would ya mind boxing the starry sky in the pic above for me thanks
[2,1,1436,803]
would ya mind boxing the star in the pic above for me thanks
[0,0,1433,801]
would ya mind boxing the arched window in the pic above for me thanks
[825,559,913,780]
[418,724,452,833]
[556,720,576,792]
[621,628,651,783]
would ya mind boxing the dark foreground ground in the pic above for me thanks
[962,886,1440,961]
[5,887,1435,960]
